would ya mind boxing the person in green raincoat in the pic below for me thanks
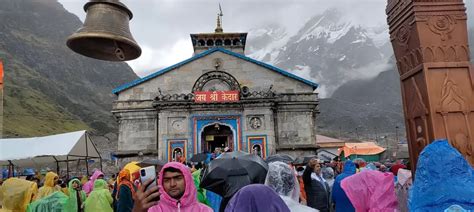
[83,179,113,212]
[66,178,87,212]
[27,191,69,211]
[192,163,209,206]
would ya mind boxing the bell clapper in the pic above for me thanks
[114,40,125,61]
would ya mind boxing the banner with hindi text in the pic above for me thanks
[194,91,239,103]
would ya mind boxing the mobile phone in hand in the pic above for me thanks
[140,166,159,201]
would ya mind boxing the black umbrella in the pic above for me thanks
[265,154,295,164]
[293,155,318,165]
[190,153,208,162]
[137,159,167,172]
[200,151,268,198]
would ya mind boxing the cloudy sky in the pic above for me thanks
[59,0,473,77]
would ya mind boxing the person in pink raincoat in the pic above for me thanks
[83,170,104,195]
[340,170,398,212]
[132,162,212,212]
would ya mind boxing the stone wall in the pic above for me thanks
[115,110,157,152]
[117,51,315,101]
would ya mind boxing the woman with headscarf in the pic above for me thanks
[225,184,290,212]
[303,159,330,212]
[83,170,104,196]
[36,171,61,200]
[116,169,136,212]
[84,179,113,212]
[0,178,38,211]
[331,160,356,212]
[65,178,87,212]
[341,170,398,211]
[265,161,318,212]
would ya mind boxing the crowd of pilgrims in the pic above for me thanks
[0,155,412,212]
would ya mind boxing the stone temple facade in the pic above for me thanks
[111,25,320,164]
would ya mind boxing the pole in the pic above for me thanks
[8,160,13,178]
[156,112,160,160]
[66,155,69,180]
[85,134,90,176]
[52,156,60,174]
[0,60,3,139]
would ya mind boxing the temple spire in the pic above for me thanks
[215,4,223,33]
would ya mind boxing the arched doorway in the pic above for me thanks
[201,123,233,153]
[251,144,262,158]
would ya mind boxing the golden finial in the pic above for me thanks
[215,3,223,33]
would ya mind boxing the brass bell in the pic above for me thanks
[67,0,141,61]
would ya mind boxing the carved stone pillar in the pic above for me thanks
[386,0,474,170]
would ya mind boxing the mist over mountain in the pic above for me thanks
[247,8,392,98]
[0,0,137,139]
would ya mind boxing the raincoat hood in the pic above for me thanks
[44,172,58,187]
[409,139,474,211]
[341,170,398,211]
[342,160,356,175]
[36,172,59,199]
[94,179,108,190]
[332,160,356,212]
[84,179,113,212]
[363,163,377,171]
[265,161,300,202]
[83,170,104,194]
[322,167,334,180]
[158,162,198,208]
[224,184,290,212]
[67,179,81,191]
[90,170,104,182]
[0,178,38,211]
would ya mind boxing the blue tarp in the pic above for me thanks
[2,169,17,178]
[409,139,474,211]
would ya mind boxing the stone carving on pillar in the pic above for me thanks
[427,15,456,41]
[386,0,474,170]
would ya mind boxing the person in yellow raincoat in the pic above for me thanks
[81,175,88,185]
[84,179,113,212]
[36,172,61,200]
[0,178,38,211]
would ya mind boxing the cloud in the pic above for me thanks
[58,0,473,76]
[127,39,194,77]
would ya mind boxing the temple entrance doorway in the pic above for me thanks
[201,123,233,153]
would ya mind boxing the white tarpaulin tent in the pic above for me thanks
[0,130,101,170]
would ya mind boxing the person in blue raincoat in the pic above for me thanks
[331,160,356,212]
[409,139,474,211]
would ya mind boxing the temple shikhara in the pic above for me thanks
[112,15,319,164]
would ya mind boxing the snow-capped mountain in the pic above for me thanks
[247,8,393,97]
[246,23,291,64]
